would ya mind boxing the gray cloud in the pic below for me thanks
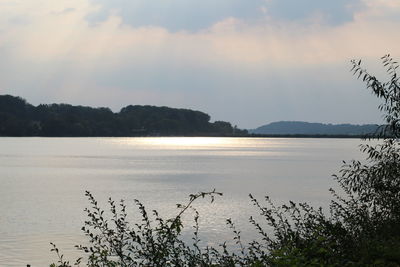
[87,0,364,31]
[266,0,365,25]
[86,0,265,31]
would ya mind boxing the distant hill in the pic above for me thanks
[0,95,248,137]
[250,121,380,136]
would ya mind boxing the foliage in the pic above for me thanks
[50,55,400,266]
[51,190,228,267]
[351,55,400,138]
[0,97,248,137]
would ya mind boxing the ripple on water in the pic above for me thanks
[0,232,83,266]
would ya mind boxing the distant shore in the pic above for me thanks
[0,134,377,138]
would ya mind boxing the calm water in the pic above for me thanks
[0,137,366,266]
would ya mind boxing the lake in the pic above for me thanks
[0,137,367,266]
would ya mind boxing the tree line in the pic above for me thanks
[0,95,248,137]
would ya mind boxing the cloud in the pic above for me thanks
[86,0,266,31]
[0,0,399,127]
[263,0,365,25]
[86,0,364,32]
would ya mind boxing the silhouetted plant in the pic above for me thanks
[51,56,400,266]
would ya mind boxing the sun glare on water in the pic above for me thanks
[110,137,294,152]
[109,137,299,157]
[109,137,241,150]
[137,137,231,149]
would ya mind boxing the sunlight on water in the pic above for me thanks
[110,137,293,151]
[117,137,231,149]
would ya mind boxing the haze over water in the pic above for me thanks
[0,137,366,266]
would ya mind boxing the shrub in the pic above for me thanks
[51,55,400,266]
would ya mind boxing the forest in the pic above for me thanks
[0,95,248,137]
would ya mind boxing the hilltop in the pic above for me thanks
[250,121,380,135]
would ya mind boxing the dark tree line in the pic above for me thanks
[0,95,248,137]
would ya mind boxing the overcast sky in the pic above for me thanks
[1,0,399,128]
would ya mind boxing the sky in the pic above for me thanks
[0,0,399,128]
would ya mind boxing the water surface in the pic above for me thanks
[0,137,365,266]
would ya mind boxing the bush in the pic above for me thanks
[50,55,400,266]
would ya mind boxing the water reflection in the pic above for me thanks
[111,137,295,150]
[136,137,230,148]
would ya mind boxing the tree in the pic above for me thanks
[257,55,400,266]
